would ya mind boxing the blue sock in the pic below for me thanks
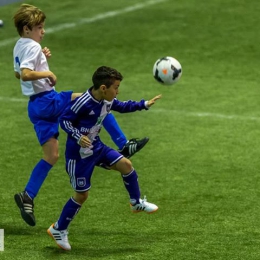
[103,113,127,150]
[55,197,81,230]
[122,169,141,204]
[25,159,52,199]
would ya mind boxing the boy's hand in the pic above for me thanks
[78,135,92,148]
[42,47,51,59]
[47,71,57,87]
[147,94,162,107]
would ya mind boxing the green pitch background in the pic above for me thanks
[1,0,260,259]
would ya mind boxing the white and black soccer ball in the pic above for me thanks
[153,56,182,85]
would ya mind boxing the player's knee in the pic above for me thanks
[120,158,133,173]
[44,152,59,165]
[125,158,133,169]
[74,191,88,205]
[71,93,82,101]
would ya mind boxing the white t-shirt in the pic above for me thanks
[13,38,54,96]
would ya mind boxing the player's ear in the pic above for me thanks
[100,85,106,92]
[23,25,30,34]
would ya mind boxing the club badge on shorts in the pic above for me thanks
[77,177,86,187]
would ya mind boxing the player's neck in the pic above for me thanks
[91,88,103,101]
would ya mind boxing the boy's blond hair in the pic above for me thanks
[13,4,46,36]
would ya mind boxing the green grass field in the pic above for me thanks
[1,0,260,259]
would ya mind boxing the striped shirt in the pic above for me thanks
[60,88,148,159]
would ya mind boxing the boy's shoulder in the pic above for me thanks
[15,38,41,51]
[70,91,95,112]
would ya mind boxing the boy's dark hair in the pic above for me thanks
[92,66,123,90]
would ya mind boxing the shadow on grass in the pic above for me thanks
[42,230,149,258]
[3,223,162,258]
[2,223,42,235]
[43,245,143,258]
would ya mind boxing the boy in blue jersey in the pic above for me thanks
[13,4,149,227]
[47,66,161,250]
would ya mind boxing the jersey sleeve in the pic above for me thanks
[111,99,148,113]
[59,101,85,143]
[20,44,42,71]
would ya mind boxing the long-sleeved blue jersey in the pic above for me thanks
[59,87,148,160]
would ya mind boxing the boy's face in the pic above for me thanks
[102,80,120,101]
[24,22,45,43]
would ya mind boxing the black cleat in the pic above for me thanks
[14,191,36,226]
[119,137,149,158]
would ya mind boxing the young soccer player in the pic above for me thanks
[47,66,161,250]
[13,4,149,227]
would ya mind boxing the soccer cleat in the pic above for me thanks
[14,191,36,226]
[130,196,158,214]
[119,137,149,159]
[47,224,71,251]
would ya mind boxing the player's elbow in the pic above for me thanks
[20,74,30,81]
[14,72,20,79]
[20,69,32,81]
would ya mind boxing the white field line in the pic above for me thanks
[1,96,260,122]
[0,96,27,102]
[0,0,168,48]
[149,108,260,122]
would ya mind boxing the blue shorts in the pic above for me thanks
[28,90,73,145]
[66,144,123,192]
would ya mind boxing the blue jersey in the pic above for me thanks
[59,87,148,160]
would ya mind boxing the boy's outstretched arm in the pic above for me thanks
[147,94,162,107]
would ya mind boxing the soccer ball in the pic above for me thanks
[153,56,182,85]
